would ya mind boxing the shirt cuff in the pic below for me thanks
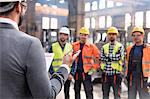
[148,77,150,83]
[60,64,70,74]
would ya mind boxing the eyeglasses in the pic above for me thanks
[132,34,142,37]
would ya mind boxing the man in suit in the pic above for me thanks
[0,0,79,99]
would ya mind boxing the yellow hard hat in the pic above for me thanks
[107,26,119,35]
[132,26,145,35]
[79,27,90,35]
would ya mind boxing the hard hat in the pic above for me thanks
[132,26,145,35]
[0,0,26,13]
[59,27,70,35]
[107,26,119,35]
[79,27,90,35]
[0,0,26,2]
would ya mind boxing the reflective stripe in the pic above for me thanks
[84,62,92,65]
[53,66,60,68]
[142,61,150,64]
[84,56,92,59]
[143,68,150,72]
[53,59,62,62]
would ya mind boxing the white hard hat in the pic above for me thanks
[59,27,70,35]
[0,0,26,2]
[0,0,26,13]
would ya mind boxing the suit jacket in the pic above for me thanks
[0,22,68,99]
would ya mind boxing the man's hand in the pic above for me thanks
[63,50,81,67]
[68,74,73,80]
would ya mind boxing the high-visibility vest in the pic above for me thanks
[126,44,150,77]
[72,41,100,73]
[101,42,124,72]
[52,42,72,72]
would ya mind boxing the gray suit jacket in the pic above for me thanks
[0,23,68,99]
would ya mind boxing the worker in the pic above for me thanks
[0,0,79,99]
[48,26,73,99]
[72,27,100,99]
[126,26,150,99]
[101,26,125,99]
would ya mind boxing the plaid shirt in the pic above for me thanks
[101,42,124,75]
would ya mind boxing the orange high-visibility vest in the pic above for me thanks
[72,41,100,73]
[126,44,150,77]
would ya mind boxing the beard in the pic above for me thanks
[110,38,115,42]
[60,38,66,43]
[18,15,24,26]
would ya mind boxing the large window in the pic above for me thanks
[42,17,50,29]
[92,1,98,10]
[135,11,144,27]
[146,11,150,28]
[84,18,90,28]
[50,18,58,29]
[91,17,96,29]
[107,0,114,8]
[99,0,106,9]
[116,2,123,7]
[106,16,112,27]
[125,13,131,29]
[85,2,91,11]
[99,16,105,28]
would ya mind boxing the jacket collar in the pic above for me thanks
[77,41,91,47]
[0,17,19,30]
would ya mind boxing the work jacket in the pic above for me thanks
[126,44,150,77]
[72,41,100,73]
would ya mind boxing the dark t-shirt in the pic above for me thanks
[77,43,85,72]
[132,45,143,79]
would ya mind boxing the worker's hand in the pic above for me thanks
[63,50,81,67]
[68,74,73,80]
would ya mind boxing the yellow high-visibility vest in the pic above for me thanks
[52,42,72,72]
[101,42,124,72]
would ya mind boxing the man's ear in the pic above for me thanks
[15,2,22,14]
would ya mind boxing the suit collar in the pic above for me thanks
[0,17,19,30]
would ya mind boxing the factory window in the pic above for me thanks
[135,11,143,27]
[125,13,131,30]
[92,1,98,10]
[146,11,150,28]
[85,2,91,11]
[42,17,50,29]
[50,18,58,29]
[35,3,41,6]
[91,17,96,29]
[148,32,150,43]
[106,16,112,27]
[99,0,105,9]
[99,16,105,28]
[102,32,107,42]
[116,2,123,7]
[59,0,65,4]
[84,18,90,28]
[107,0,114,8]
